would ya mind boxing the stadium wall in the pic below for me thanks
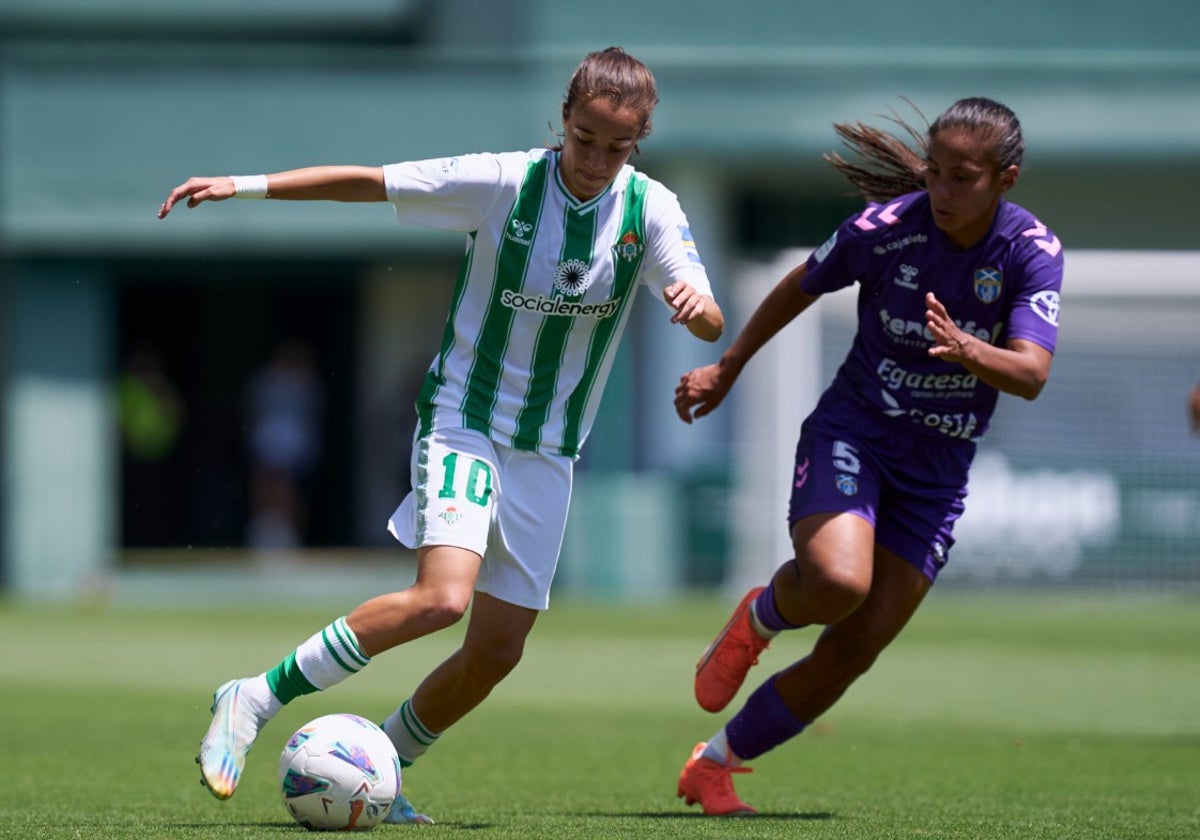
[1,0,1198,599]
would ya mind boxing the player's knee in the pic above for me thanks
[465,637,526,684]
[487,642,525,679]
[804,563,870,623]
[417,587,472,630]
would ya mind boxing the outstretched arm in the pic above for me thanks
[674,262,819,423]
[157,165,386,219]
[925,291,1052,400]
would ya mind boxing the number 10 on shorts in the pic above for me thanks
[437,453,494,507]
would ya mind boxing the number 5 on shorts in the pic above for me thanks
[832,440,861,474]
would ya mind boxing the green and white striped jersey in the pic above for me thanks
[384,148,712,458]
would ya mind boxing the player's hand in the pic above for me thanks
[925,291,974,363]
[157,176,236,219]
[674,362,732,424]
[663,281,709,325]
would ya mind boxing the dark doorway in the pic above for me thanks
[116,259,358,551]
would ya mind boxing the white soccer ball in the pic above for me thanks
[278,713,401,831]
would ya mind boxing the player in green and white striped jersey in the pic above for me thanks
[159,47,724,823]
[386,144,709,457]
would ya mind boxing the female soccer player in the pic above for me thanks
[158,46,724,824]
[672,97,1063,815]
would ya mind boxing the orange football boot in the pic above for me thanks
[676,742,756,816]
[694,587,771,712]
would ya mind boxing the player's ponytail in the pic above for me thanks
[825,97,1024,203]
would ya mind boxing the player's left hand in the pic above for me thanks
[925,291,974,364]
[663,281,709,325]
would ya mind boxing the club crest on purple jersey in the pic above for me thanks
[973,267,1003,303]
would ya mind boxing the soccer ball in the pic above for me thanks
[278,713,401,831]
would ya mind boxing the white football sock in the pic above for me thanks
[382,698,440,766]
[296,616,371,689]
[702,728,743,766]
[239,674,283,720]
[748,600,782,639]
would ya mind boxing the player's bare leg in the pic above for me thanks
[347,545,483,656]
[774,546,930,723]
[409,592,539,732]
[694,513,876,713]
[680,546,930,816]
[351,545,485,826]
[381,591,537,825]
[782,512,877,625]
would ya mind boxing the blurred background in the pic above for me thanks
[2,0,1198,604]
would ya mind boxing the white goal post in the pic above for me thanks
[727,250,1200,591]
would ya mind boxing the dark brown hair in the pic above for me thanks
[559,47,659,144]
[825,97,1025,202]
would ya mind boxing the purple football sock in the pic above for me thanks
[726,674,808,761]
[754,585,804,633]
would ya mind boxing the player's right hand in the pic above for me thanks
[157,176,236,219]
[674,363,732,424]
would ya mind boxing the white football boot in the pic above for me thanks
[384,790,435,825]
[196,679,264,800]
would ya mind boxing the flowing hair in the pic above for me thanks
[825,97,1026,203]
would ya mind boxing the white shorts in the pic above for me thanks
[387,427,573,610]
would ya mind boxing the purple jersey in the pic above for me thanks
[802,191,1063,442]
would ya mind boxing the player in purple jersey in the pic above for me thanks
[672,97,1064,815]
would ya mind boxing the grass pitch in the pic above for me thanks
[1,589,1197,839]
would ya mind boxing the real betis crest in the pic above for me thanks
[613,230,645,263]
[973,267,1003,303]
[438,505,464,526]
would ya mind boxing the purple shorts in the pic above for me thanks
[788,396,974,582]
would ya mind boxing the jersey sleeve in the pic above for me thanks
[383,152,510,232]
[801,193,927,295]
[1004,222,1064,353]
[801,218,864,296]
[639,181,713,302]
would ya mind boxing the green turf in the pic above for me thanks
[2,590,1197,839]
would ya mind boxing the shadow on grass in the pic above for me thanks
[164,821,499,831]
[584,811,836,821]
[152,814,830,833]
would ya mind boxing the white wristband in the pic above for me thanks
[230,174,269,199]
